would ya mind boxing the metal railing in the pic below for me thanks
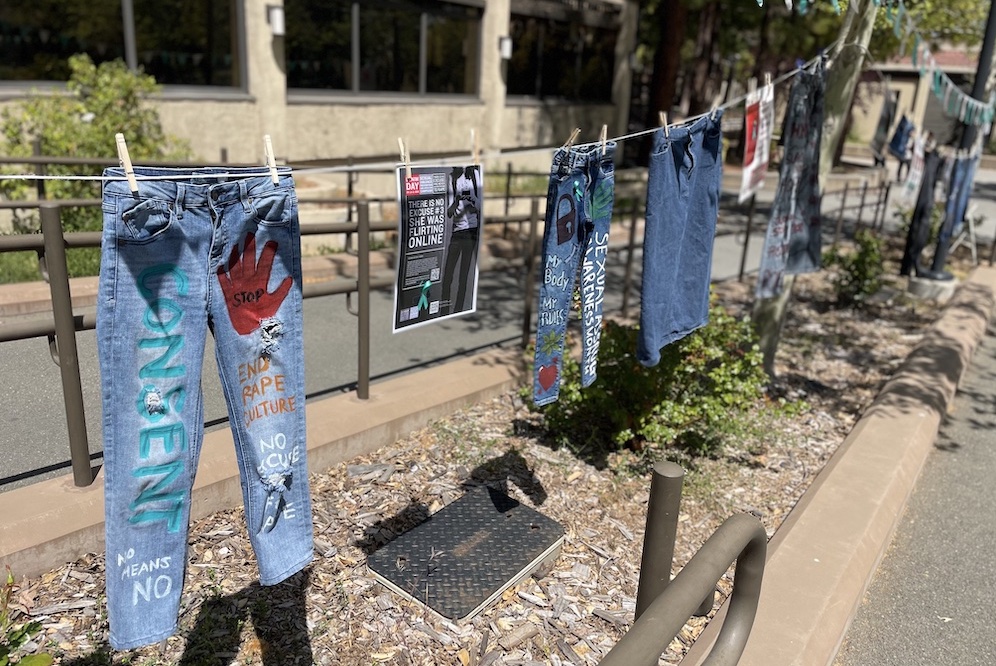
[598,462,767,666]
[735,177,892,282]
[0,197,553,483]
[0,153,888,494]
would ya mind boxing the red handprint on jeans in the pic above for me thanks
[217,233,293,335]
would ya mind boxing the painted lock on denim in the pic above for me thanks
[533,142,616,406]
[97,167,314,650]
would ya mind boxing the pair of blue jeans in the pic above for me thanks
[943,153,979,238]
[532,142,616,406]
[637,113,724,367]
[756,58,826,299]
[97,166,314,650]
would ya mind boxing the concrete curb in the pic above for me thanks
[0,346,526,581]
[681,265,996,666]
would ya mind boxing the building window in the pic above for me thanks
[284,1,352,90]
[0,1,125,81]
[133,1,238,87]
[0,1,240,87]
[286,0,480,95]
[507,13,615,102]
[359,5,421,92]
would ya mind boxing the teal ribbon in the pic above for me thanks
[417,280,431,312]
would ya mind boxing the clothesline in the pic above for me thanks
[0,52,830,185]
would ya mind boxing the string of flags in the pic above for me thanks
[913,39,996,131]
[751,0,995,131]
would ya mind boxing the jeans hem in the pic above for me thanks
[110,624,178,651]
[638,320,708,367]
[259,550,313,586]
[532,394,558,408]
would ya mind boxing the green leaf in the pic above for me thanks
[591,180,614,221]
[17,656,54,666]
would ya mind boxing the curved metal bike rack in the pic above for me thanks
[598,462,767,666]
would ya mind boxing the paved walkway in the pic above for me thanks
[835,317,996,665]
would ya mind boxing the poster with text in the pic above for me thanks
[392,164,484,332]
[738,83,775,204]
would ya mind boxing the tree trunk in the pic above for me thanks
[754,0,878,378]
[686,1,721,116]
[642,0,689,162]
[820,0,879,187]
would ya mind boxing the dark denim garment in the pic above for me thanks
[756,59,826,299]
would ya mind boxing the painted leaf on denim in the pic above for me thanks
[592,181,614,221]
[539,330,561,357]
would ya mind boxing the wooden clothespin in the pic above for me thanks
[747,77,757,96]
[764,71,772,88]
[599,124,608,156]
[562,128,581,150]
[470,128,480,165]
[398,137,411,179]
[659,111,670,139]
[263,135,279,185]
[115,133,139,195]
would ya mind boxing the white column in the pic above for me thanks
[479,0,511,162]
[244,0,288,163]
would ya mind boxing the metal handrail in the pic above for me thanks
[597,462,766,666]
[0,195,649,488]
[599,514,766,666]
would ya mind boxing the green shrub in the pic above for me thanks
[893,206,943,248]
[0,54,190,281]
[1,567,52,666]
[529,300,769,457]
[823,228,885,307]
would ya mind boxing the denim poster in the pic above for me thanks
[532,142,616,406]
[97,167,314,650]
[756,59,826,300]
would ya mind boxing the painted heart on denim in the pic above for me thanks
[537,360,558,392]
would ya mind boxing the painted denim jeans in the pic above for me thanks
[97,166,314,650]
[533,142,616,406]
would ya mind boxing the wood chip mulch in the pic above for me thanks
[7,262,949,666]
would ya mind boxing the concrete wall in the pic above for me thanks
[848,77,918,145]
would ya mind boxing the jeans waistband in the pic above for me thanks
[102,166,295,208]
[551,141,617,174]
[662,112,723,143]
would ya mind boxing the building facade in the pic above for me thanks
[0,0,637,170]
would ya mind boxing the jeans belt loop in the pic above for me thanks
[174,183,186,219]
[239,179,252,213]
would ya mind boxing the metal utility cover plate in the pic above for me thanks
[367,486,565,621]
